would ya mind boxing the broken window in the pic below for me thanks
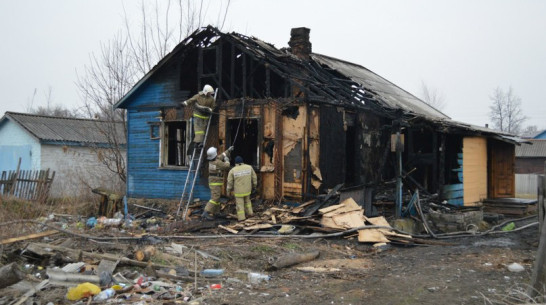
[161,120,189,167]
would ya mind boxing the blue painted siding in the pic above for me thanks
[0,120,40,171]
[442,183,464,206]
[129,82,170,108]
[122,58,209,200]
[126,109,209,200]
[534,130,546,139]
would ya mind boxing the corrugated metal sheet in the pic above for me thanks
[515,174,538,197]
[516,140,546,157]
[3,112,126,145]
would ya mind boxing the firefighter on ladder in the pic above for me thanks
[201,146,234,220]
[181,84,216,146]
[226,156,257,221]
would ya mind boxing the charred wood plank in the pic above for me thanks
[304,183,343,216]
[166,219,228,233]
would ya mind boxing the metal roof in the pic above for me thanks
[311,53,449,120]
[516,140,546,157]
[1,112,126,145]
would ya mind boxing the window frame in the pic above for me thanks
[159,119,191,169]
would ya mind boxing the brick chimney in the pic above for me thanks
[288,27,312,60]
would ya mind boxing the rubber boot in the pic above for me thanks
[201,211,214,220]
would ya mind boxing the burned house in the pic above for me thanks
[114,26,520,208]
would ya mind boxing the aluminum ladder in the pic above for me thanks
[175,117,212,220]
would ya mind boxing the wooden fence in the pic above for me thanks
[0,169,55,203]
[530,175,546,297]
[516,174,538,198]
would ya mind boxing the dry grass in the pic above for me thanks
[0,196,48,223]
[0,195,98,222]
[481,283,545,304]
[0,195,98,241]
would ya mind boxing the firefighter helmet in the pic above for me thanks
[207,147,217,160]
[203,84,214,95]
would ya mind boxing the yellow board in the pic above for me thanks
[463,137,488,205]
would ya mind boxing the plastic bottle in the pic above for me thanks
[94,288,115,301]
[248,272,270,284]
[200,269,224,277]
[98,217,122,226]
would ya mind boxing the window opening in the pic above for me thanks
[202,48,217,75]
[163,121,189,167]
[227,118,259,168]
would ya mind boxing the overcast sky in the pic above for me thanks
[1,0,545,131]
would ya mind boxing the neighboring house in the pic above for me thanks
[533,130,546,140]
[115,26,522,206]
[0,112,126,198]
[515,139,546,197]
[516,140,546,174]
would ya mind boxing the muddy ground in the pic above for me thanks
[0,216,540,305]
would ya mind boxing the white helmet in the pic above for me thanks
[203,84,214,95]
[206,147,217,160]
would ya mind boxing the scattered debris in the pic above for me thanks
[507,263,525,273]
[268,251,320,270]
[0,263,25,289]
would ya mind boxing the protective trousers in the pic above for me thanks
[235,196,253,221]
[204,184,222,215]
[193,115,209,143]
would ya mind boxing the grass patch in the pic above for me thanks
[251,245,275,253]
[282,242,301,250]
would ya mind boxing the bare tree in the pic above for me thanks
[520,125,539,138]
[488,87,526,135]
[76,0,231,186]
[27,86,81,118]
[30,104,80,118]
[419,81,446,111]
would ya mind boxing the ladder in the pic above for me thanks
[176,117,212,220]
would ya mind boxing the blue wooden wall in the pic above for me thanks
[125,78,209,200]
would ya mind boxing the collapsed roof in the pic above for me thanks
[115,26,520,143]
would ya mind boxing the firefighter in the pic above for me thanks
[181,84,216,145]
[202,146,234,220]
[226,156,257,221]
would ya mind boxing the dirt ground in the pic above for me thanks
[181,227,538,305]
[0,215,540,305]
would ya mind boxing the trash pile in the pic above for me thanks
[0,231,289,304]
